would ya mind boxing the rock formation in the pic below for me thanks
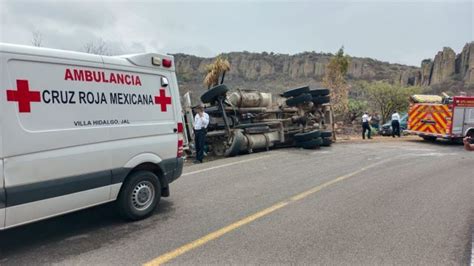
[174,42,474,98]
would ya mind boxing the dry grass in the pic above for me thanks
[204,56,231,88]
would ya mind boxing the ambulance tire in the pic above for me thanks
[321,137,332,147]
[309,88,330,97]
[296,138,323,149]
[282,86,310,98]
[201,84,229,104]
[312,95,331,105]
[294,130,321,142]
[117,170,161,221]
[321,131,333,138]
[286,93,312,107]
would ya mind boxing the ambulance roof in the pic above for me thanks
[0,43,174,70]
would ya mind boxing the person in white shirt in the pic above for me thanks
[391,111,401,138]
[193,104,209,163]
[361,112,372,139]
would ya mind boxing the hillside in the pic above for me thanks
[174,42,474,100]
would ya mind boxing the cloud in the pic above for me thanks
[0,0,472,65]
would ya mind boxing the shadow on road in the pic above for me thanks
[0,199,174,262]
[404,138,464,146]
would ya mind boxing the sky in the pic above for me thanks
[0,0,472,66]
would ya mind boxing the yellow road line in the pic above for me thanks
[144,158,392,266]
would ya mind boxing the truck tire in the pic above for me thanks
[312,95,331,105]
[117,170,161,221]
[422,136,437,142]
[201,84,229,104]
[296,138,323,149]
[309,88,330,97]
[321,137,332,146]
[282,86,310,98]
[224,129,246,157]
[321,131,332,138]
[294,130,321,142]
[286,93,312,107]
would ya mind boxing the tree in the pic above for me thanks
[348,99,368,122]
[323,47,351,121]
[362,81,424,123]
[31,30,43,47]
[82,39,110,55]
[204,55,230,89]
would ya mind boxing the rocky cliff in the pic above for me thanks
[174,42,474,98]
[419,43,474,86]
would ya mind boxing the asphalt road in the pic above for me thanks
[0,139,473,265]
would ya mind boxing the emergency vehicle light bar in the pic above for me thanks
[151,57,173,68]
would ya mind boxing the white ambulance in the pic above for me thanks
[0,43,184,230]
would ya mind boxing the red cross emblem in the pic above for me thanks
[6,80,42,113]
[154,88,172,112]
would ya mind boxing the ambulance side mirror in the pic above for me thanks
[161,77,169,87]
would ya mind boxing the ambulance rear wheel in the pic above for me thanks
[117,170,161,220]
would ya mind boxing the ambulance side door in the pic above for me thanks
[1,51,6,229]
[0,160,5,229]
[3,52,113,228]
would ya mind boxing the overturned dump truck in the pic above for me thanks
[183,84,335,157]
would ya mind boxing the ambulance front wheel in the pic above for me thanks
[117,170,161,220]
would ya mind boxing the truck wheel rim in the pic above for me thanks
[131,181,155,211]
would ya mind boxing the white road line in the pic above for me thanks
[182,154,277,177]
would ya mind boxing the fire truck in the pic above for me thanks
[407,95,474,141]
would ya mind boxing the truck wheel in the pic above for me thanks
[282,86,310,98]
[312,95,331,105]
[422,136,437,142]
[117,170,161,220]
[296,138,322,149]
[286,93,312,107]
[467,130,474,139]
[201,84,229,104]
[321,131,332,138]
[321,137,332,146]
[224,130,246,157]
[309,88,330,97]
[294,130,321,142]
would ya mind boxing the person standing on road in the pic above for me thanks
[463,136,474,151]
[193,104,209,164]
[391,111,401,138]
[362,112,372,140]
